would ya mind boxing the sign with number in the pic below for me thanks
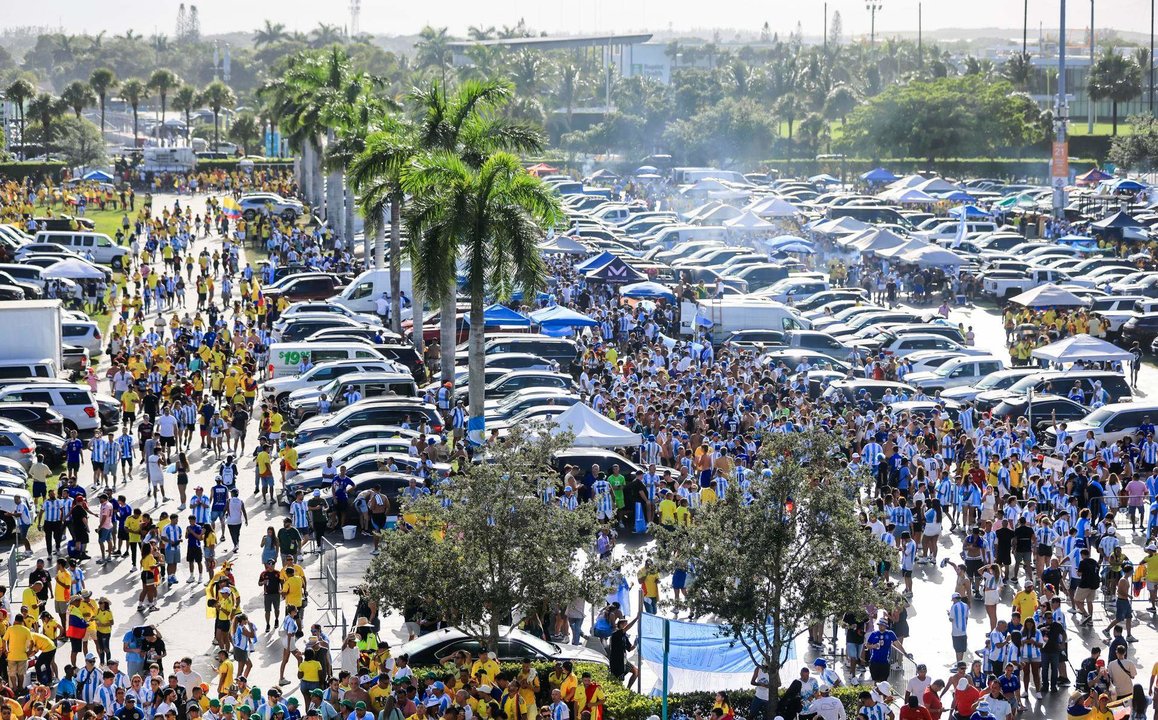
[1051,141,1069,179]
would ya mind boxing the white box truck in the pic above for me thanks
[0,299,65,371]
[679,297,811,337]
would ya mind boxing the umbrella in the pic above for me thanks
[42,258,106,280]
[81,170,114,182]
[621,281,676,301]
[772,242,815,255]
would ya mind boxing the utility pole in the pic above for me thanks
[1088,0,1095,133]
[918,2,923,65]
[1023,0,1029,56]
[867,2,882,47]
[824,2,828,52]
[1054,0,1070,220]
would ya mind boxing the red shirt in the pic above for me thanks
[899,706,933,720]
[923,688,945,720]
[953,685,982,715]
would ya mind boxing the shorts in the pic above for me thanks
[232,648,249,664]
[164,546,181,565]
[1115,598,1131,621]
[902,569,913,578]
[32,481,47,498]
[215,619,231,633]
[187,547,203,563]
[264,594,281,612]
[161,435,176,448]
[953,635,968,654]
[98,528,113,543]
[141,570,156,585]
[1074,587,1096,603]
[846,642,863,660]
[1038,545,1054,558]
[67,461,80,472]
[261,473,274,488]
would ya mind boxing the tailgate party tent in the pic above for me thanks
[1030,334,1134,364]
[550,403,641,448]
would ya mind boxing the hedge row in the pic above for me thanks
[409,661,870,720]
[0,161,69,182]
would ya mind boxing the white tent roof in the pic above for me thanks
[810,216,870,235]
[746,195,800,218]
[880,187,938,204]
[850,228,908,252]
[1008,283,1091,309]
[681,178,732,194]
[42,258,105,280]
[724,210,778,230]
[876,237,932,258]
[550,403,642,448]
[696,204,744,224]
[887,174,929,190]
[901,245,968,267]
[1030,334,1134,364]
[682,201,724,222]
[913,177,960,194]
[539,235,590,255]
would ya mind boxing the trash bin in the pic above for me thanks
[342,525,358,541]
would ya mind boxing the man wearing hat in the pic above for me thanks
[807,686,843,720]
[306,690,337,720]
[120,694,145,720]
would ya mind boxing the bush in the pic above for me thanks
[407,661,872,720]
[0,161,69,182]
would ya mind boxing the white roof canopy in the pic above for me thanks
[1009,283,1091,309]
[549,403,642,448]
[1030,334,1134,364]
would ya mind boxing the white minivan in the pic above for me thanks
[33,230,131,269]
[267,342,387,379]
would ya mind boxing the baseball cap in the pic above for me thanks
[875,682,892,695]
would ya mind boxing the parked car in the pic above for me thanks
[0,402,66,436]
[395,627,606,666]
[990,395,1089,432]
[1043,401,1158,446]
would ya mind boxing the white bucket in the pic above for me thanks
[341,525,358,541]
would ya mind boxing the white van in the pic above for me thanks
[331,268,415,316]
[33,231,131,269]
[680,298,811,337]
[267,342,386,379]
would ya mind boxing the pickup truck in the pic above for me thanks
[980,268,1071,300]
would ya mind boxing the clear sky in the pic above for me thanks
[7,0,1154,40]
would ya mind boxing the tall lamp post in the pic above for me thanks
[1054,0,1070,220]
[867,2,883,47]
[1088,0,1095,133]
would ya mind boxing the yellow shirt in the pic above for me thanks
[638,570,659,599]
[269,413,285,433]
[283,575,304,606]
[4,623,32,661]
[470,658,501,685]
[1142,554,1158,582]
[700,487,719,505]
[367,683,392,712]
[216,658,236,694]
[54,569,72,602]
[1012,590,1038,620]
[299,659,324,683]
[658,498,677,524]
[96,609,114,634]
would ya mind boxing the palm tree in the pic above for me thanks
[148,69,180,144]
[403,151,561,442]
[171,85,199,146]
[88,68,117,137]
[350,116,419,338]
[1087,48,1144,135]
[60,80,95,119]
[5,78,36,158]
[229,112,261,155]
[1003,52,1033,91]
[557,64,580,130]
[415,25,452,86]
[27,93,66,160]
[310,23,344,48]
[201,80,236,150]
[823,84,858,124]
[776,92,800,140]
[120,78,149,146]
[254,20,288,48]
[410,79,545,385]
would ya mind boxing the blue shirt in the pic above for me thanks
[865,630,897,664]
[66,438,84,464]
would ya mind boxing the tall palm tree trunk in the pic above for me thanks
[325,130,342,234]
[298,143,311,201]
[411,284,425,358]
[440,289,456,384]
[310,136,325,210]
[374,208,386,269]
[346,179,359,257]
[388,198,402,335]
[466,293,487,444]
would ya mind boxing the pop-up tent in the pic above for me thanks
[723,211,778,231]
[81,169,114,182]
[540,235,589,255]
[746,196,800,218]
[861,167,898,183]
[1008,284,1090,309]
[464,304,531,327]
[948,204,989,219]
[574,251,616,273]
[1030,334,1133,364]
[1090,210,1142,230]
[530,305,599,328]
[550,403,641,448]
[1076,168,1113,186]
[622,281,676,302]
[585,256,646,284]
[42,258,106,280]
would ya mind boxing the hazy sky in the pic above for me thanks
[7,0,1154,40]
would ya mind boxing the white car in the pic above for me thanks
[940,367,1044,403]
[280,301,382,326]
[62,319,103,356]
[295,425,422,463]
[900,350,971,375]
[866,333,986,358]
[238,192,305,222]
[297,437,417,470]
[1051,401,1158,446]
[261,359,401,409]
[904,355,1008,394]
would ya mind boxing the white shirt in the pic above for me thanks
[905,676,933,705]
[808,695,846,720]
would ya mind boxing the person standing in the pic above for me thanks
[224,489,247,550]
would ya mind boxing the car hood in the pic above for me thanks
[287,387,324,404]
[904,371,942,384]
[940,385,979,400]
[550,643,609,664]
[1059,421,1096,435]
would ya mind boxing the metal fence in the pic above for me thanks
[313,537,347,659]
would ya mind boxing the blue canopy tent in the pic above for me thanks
[948,204,989,219]
[464,304,532,327]
[530,306,599,335]
[1109,178,1147,192]
[1091,210,1142,229]
[82,170,114,182]
[861,167,898,183]
[574,251,617,273]
[939,190,976,203]
[586,256,647,284]
[766,234,812,248]
[622,281,676,301]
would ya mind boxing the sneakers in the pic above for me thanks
[186,577,195,583]
[1127,635,1138,642]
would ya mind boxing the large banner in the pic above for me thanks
[638,614,797,696]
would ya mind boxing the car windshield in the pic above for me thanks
[933,361,965,378]
[976,373,1015,390]
[1081,407,1114,428]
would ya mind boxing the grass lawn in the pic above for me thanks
[76,207,129,238]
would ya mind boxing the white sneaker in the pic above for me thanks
[186,577,195,583]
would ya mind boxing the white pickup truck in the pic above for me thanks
[980,268,1071,300]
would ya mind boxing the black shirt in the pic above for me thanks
[117,709,145,720]
[1014,525,1035,554]
[1042,623,1066,654]
[29,568,51,601]
[996,527,1015,556]
[1078,558,1101,589]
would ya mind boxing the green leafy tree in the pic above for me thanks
[415,25,453,86]
[646,430,901,718]
[363,429,604,649]
[88,67,117,137]
[254,21,288,48]
[56,116,106,167]
[1087,48,1144,135]
[823,84,858,124]
[1003,52,1033,90]
[120,78,149,146]
[663,98,777,166]
[228,111,261,155]
[26,92,66,159]
[5,78,36,157]
[147,69,181,142]
[200,80,236,150]
[1110,114,1158,170]
[171,84,199,145]
[61,80,96,119]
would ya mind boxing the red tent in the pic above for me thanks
[526,163,559,177]
[1075,167,1113,186]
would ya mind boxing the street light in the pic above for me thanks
[867,2,883,47]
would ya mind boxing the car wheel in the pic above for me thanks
[63,420,78,435]
[112,256,124,271]
[0,515,14,542]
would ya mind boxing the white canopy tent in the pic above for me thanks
[913,177,960,194]
[42,258,106,280]
[1008,284,1091,309]
[539,235,590,255]
[695,204,744,224]
[880,187,938,204]
[875,238,933,258]
[745,196,801,218]
[887,174,929,190]
[1030,334,1134,364]
[723,211,778,231]
[549,403,642,448]
[850,228,908,253]
[809,216,870,235]
[901,245,968,267]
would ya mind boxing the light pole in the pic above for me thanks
[1151,0,1155,112]
[866,2,883,47]
[1088,0,1094,133]
[1054,0,1069,221]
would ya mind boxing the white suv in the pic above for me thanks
[0,382,100,436]
[1059,402,1158,445]
[238,192,305,222]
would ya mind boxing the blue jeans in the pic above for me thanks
[569,617,584,645]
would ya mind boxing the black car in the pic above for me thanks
[0,418,66,465]
[0,284,26,301]
[61,345,89,380]
[0,402,66,435]
[95,394,123,429]
[281,471,417,507]
[1123,313,1158,351]
[989,394,1088,431]
[33,215,94,231]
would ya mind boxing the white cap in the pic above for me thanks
[876,681,892,695]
